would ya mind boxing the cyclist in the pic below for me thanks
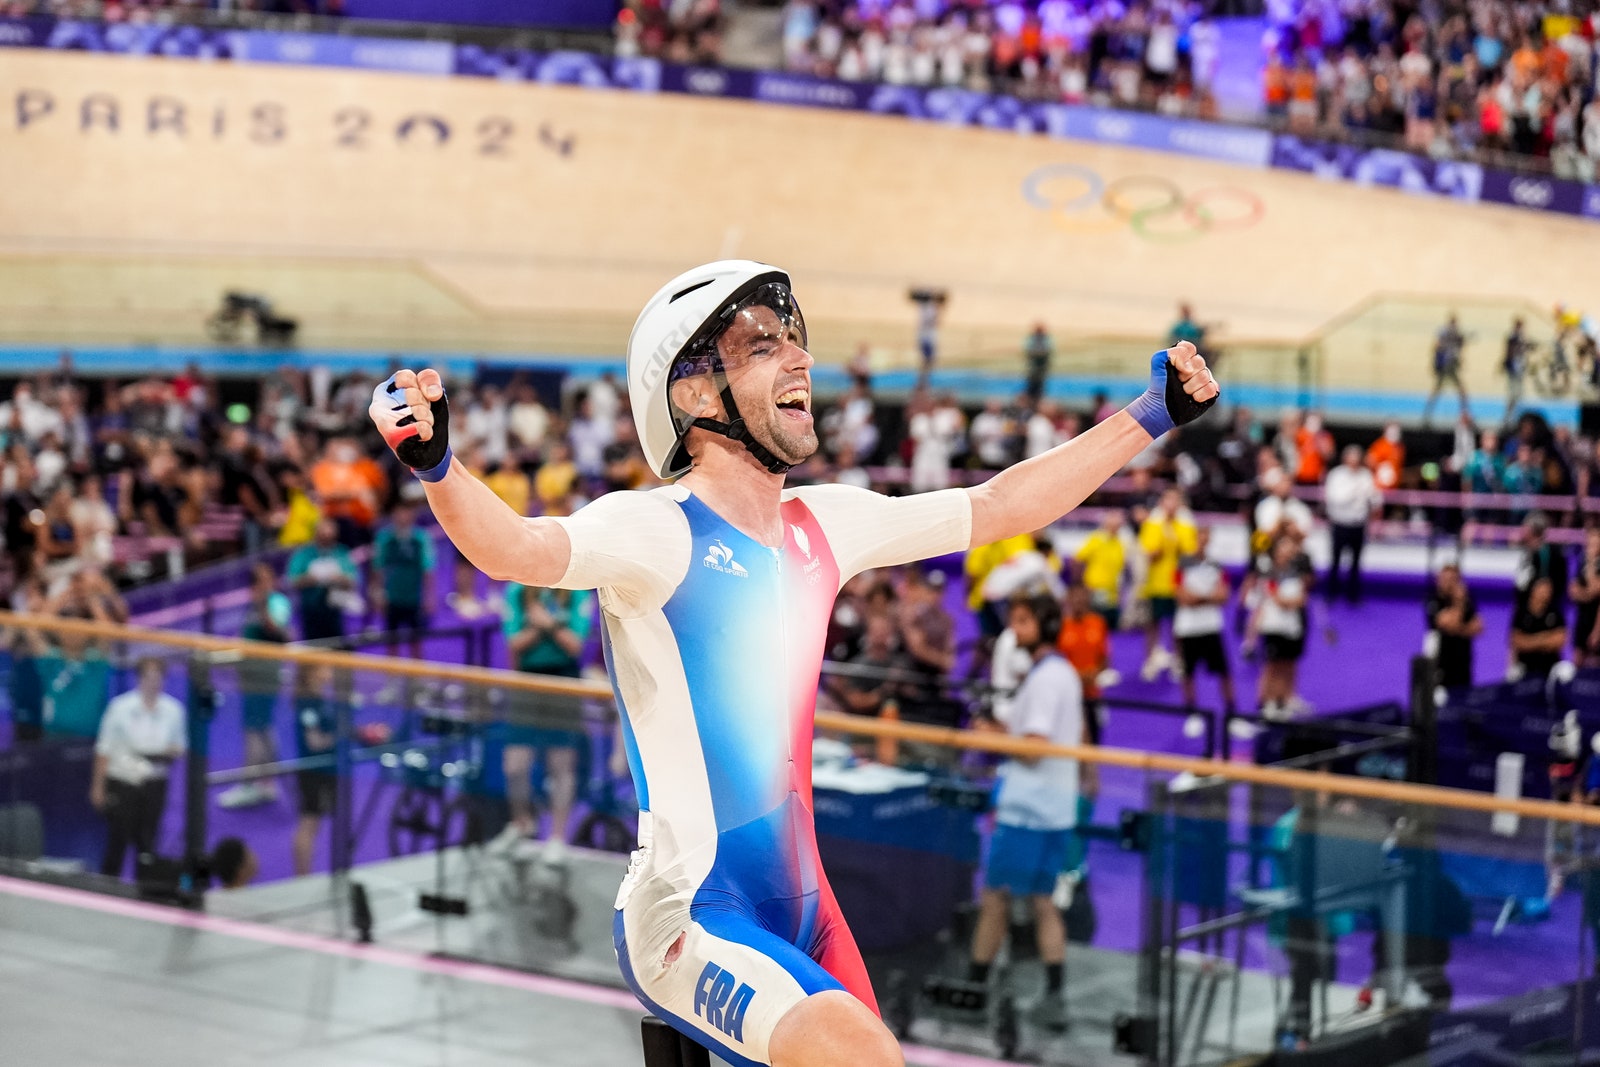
[370,260,1218,1067]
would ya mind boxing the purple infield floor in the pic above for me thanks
[19,543,1592,1016]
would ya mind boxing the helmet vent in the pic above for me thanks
[669,279,716,303]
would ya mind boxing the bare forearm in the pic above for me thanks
[420,461,571,586]
[967,411,1152,546]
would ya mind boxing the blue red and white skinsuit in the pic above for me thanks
[547,482,971,1065]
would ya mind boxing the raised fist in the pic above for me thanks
[1126,341,1220,438]
[371,369,452,478]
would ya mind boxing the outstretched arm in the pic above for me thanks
[967,343,1218,546]
[371,369,571,587]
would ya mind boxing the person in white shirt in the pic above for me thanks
[1323,445,1382,604]
[1251,536,1309,719]
[1174,527,1235,715]
[968,594,1084,1031]
[969,398,1013,468]
[90,657,186,878]
[508,382,552,453]
[1254,466,1314,547]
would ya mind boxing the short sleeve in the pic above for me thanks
[94,698,120,755]
[547,489,691,618]
[788,484,972,581]
[167,698,188,752]
[287,548,309,580]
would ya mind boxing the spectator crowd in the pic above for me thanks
[781,0,1225,115]
[1263,0,1600,177]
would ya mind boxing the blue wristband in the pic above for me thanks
[1124,352,1175,438]
[413,445,454,483]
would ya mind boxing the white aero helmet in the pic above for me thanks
[627,259,807,479]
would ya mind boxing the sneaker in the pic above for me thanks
[218,783,268,809]
[1228,718,1259,741]
[486,823,529,856]
[1027,993,1069,1031]
[539,839,570,868]
[1140,656,1162,683]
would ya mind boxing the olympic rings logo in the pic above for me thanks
[1021,164,1265,243]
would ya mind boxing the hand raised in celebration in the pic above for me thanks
[1126,340,1220,438]
[370,368,453,478]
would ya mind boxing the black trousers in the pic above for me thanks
[1327,523,1366,603]
[102,777,168,878]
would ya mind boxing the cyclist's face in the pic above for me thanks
[717,305,818,468]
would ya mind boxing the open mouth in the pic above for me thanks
[776,387,811,419]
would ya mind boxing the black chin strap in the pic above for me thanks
[690,380,793,474]
[691,416,794,474]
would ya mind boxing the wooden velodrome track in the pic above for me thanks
[2,49,1596,393]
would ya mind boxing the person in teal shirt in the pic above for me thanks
[287,518,359,643]
[220,562,293,809]
[34,623,112,739]
[487,584,595,864]
[372,503,436,660]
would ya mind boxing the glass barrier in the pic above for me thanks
[1311,294,1558,399]
[5,613,1600,1067]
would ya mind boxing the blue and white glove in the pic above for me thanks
[1124,343,1219,438]
[370,371,452,482]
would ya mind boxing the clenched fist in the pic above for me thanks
[371,369,453,479]
[1126,341,1220,438]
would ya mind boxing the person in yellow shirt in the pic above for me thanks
[484,458,532,516]
[275,469,321,548]
[1138,487,1197,681]
[965,532,1036,636]
[1074,510,1128,630]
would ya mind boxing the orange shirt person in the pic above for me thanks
[1057,584,1110,742]
[310,437,386,533]
[1365,422,1406,490]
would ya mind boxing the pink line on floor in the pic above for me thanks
[0,874,1011,1067]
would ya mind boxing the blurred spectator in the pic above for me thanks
[829,611,911,718]
[1254,466,1314,550]
[1503,316,1532,421]
[1055,583,1110,743]
[1366,421,1406,491]
[1251,534,1310,719]
[1324,444,1383,605]
[970,398,1014,469]
[1023,323,1053,403]
[508,382,552,454]
[1293,413,1334,485]
[1515,511,1568,611]
[91,657,184,879]
[1138,487,1197,682]
[1426,563,1482,689]
[288,518,359,643]
[897,567,960,728]
[1424,313,1468,427]
[616,0,723,63]
[908,391,965,493]
[372,503,436,663]
[568,390,615,483]
[220,562,290,810]
[1174,526,1235,714]
[292,663,339,877]
[310,436,385,547]
[488,582,594,864]
[1511,575,1567,681]
[1074,509,1128,630]
[1573,526,1600,666]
